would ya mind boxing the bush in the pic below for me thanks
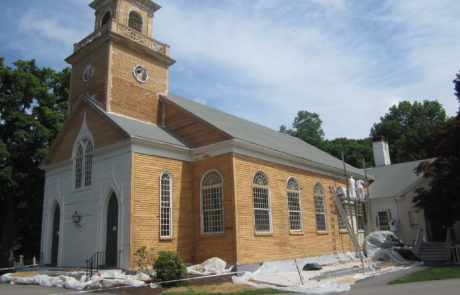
[134,246,155,278]
[153,251,187,286]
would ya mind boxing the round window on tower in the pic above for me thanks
[133,65,148,83]
[83,64,95,82]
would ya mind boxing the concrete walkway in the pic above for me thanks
[336,266,460,295]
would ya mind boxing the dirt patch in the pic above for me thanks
[10,271,39,277]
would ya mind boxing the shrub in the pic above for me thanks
[134,246,155,278]
[153,251,187,286]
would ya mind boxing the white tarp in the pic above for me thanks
[187,257,232,275]
[0,271,145,291]
[363,231,409,264]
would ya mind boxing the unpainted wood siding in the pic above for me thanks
[130,153,194,265]
[233,154,354,265]
[44,102,127,166]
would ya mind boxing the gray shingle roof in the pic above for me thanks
[367,159,434,199]
[105,111,189,148]
[166,93,365,177]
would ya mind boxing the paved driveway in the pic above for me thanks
[334,266,460,295]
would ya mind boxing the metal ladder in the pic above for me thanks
[329,185,366,269]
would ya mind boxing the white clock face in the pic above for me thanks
[133,65,148,83]
[83,64,95,82]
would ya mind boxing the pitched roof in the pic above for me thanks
[166,93,365,177]
[367,158,434,199]
[105,111,189,148]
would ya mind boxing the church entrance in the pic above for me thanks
[105,193,118,266]
[51,203,60,265]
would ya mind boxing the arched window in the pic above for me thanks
[75,145,83,189]
[336,187,347,230]
[101,11,111,26]
[160,172,172,238]
[287,177,302,231]
[253,171,271,232]
[74,138,93,189]
[128,11,143,32]
[201,170,224,234]
[84,141,93,186]
[313,183,327,231]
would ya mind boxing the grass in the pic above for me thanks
[162,284,283,295]
[389,266,460,285]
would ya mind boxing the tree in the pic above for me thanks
[370,100,448,164]
[280,110,325,149]
[414,71,460,229]
[281,111,373,168]
[322,138,374,169]
[0,58,69,267]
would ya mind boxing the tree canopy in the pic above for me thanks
[280,111,373,168]
[280,110,325,149]
[370,100,448,164]
[0,58,69,267]
[414,72,460,228]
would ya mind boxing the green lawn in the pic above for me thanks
[389,266,460,285]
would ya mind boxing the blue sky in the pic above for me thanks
[1,0,459,139]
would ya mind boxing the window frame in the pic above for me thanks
[313,183,327,232]
[128,10,143,32]
[336,187,348,230]
[377,210,390,231]
[200,170,224,235]
[286,177,302,232]
[159,172,173,239]
[74,137,93,190]
[252,171,272,233]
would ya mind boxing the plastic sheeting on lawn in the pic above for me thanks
[232,252,418,294]
[363,231,411,265]
[187,257,232,275]
[0,269,146,291]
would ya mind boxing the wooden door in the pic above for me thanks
[51,204,60,265]
[105,193,118,266]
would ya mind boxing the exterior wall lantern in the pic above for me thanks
[72,211,82,227]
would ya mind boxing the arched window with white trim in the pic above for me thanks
[201,170,224,234]
[75,145,83,189]
[313,183,327,231]
[253,171,272,233]
[74,137,93,189]
[287,177,302,231]
[337,187,347,230]
[160,172,172,238]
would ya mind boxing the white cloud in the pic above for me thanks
[19,10,82,45]
[155,0,460,139]
[3,0,459,139]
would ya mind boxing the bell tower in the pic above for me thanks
[66,0,175,124]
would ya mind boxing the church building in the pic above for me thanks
[40,0,367,269]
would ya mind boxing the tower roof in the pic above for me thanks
[89,0,161,13]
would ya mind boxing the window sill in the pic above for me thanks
[289,231,304,236]
[201,232,225,237]
[160,237,173,241]
[316,231,328,235]
[339,229,348,234]
[73,186,92,193]
[254,232,273,236]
